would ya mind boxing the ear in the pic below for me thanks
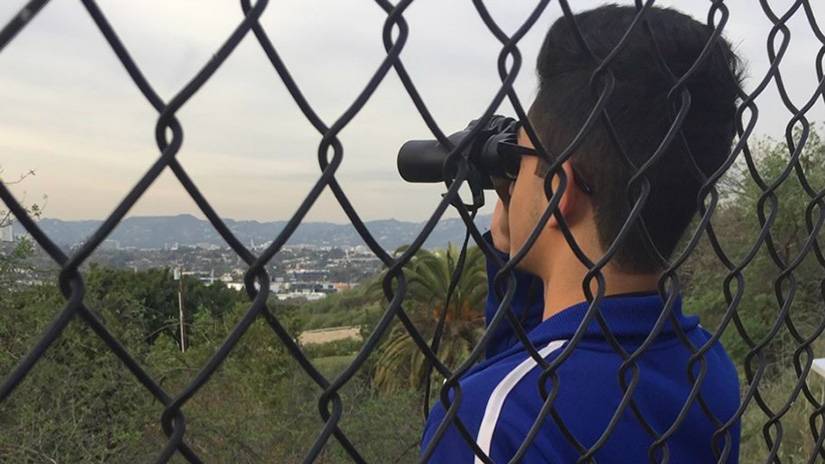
[547,161,578,230]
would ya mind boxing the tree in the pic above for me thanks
[681,125,825,366]
[0,266,293,462]
[371,244,487,393]
[0,166,45,294]
[678,125,825,462]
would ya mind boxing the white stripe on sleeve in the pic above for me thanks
[474,339,567,464]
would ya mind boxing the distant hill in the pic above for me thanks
[12,214,493,251]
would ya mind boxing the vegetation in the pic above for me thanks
[678,126,825,462]
[0,264,422,463]
[290,287,383,333]
[370,245,487,393]
[1,129,824,462]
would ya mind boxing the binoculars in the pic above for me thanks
[396,115,525,191]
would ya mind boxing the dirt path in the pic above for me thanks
[299,326,361,345]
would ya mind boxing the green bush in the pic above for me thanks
[302,338,363,359]
[0,264,421,463]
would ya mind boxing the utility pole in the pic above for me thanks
[174,267,187,352]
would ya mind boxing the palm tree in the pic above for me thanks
[370,243,487,393]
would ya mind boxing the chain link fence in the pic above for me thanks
[2,0,825,462]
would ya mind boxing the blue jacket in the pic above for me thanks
[421,233,741,463]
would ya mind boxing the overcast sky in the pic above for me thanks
[1,0,823,223]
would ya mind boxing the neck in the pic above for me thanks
[539,255,661,321]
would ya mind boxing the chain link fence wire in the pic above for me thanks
[2,0,825,462]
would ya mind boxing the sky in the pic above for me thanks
[0,0,823,224]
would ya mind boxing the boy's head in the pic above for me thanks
[508,4,743,278]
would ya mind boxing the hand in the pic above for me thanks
[491,197,510,254]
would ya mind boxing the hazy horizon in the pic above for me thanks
[20,211,492,225]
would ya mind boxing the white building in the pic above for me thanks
[0,224,13,242]
[276,290,327,301]
[181,269,216,285]
[226,282,245,292]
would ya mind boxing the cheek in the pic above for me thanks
[509,176,543,241]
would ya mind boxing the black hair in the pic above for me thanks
[528,4,744,274]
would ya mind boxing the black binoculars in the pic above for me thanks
[396,115,527,191]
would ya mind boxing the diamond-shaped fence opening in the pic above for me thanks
[2,0,825,463]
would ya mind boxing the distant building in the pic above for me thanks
[226,282,245,292]
[276,290,327,301]
[182,269,216,285]
[289,269,328,282]
[0,224,13,242]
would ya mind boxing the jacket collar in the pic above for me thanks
[465,291,699,379]
[527,290,699,343]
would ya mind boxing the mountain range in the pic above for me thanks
[11,214,493,251]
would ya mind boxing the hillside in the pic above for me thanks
[12,214,492,250]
